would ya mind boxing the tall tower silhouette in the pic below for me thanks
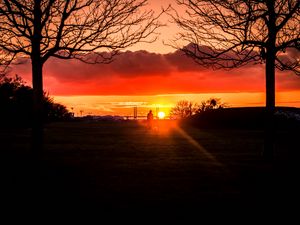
[133,106,137,120]
[156,107,159,119]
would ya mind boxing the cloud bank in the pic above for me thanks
[11,49,300,95]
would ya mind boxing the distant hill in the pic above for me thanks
[187,107,300,129]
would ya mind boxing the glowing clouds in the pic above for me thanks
[9,49,300,96]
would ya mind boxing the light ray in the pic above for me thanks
[174,126,223,167]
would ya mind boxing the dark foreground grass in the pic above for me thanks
[1,120,299,223]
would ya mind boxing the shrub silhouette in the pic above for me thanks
[0,75,72,126]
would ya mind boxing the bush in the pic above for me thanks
[0,75,72,126]
[169,100,198,119]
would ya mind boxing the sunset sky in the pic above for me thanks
[9,0,300,117]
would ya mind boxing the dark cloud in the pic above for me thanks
[11,48,259,81]
[9,48,300,95]
[165,49,204,72]
[40,50,176,82]
[111,50,172,76]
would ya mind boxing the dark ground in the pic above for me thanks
[1,120,299,223]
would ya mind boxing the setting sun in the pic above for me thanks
[158,111,166,119]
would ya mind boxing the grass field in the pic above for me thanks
[1,120,299,223]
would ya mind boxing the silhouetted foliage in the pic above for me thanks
[198,98,227,112]
[172,0,300,159]
[0,75,72,126]
[170,100,198,119]
[0,0,163,132]
[172,0,300,112]
[170,98,227,119]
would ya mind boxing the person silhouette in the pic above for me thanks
[147,110,154,129]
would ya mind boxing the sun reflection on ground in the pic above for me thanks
[139,119,177,135]
[139,119,223,167]
[174,126,223,167]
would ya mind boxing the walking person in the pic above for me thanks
[147,110,154,129]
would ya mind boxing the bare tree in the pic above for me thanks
[171,0,300,159]
[199,98,227,112]
[0,0,162,152]
[170,100,198,119]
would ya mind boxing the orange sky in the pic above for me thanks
[8,0,300,116]
[52,91,300,117]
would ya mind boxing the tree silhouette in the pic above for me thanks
[0,0,162,152]
[0,74,72,126]
[170,100,198,119]
[199,98,226,112]
[172,0,300,159]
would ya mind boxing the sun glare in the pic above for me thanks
[158,111,166,119]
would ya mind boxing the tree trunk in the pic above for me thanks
[31,58,44,156]
[263,48,276,160]
[31,0,43,157]
[263,1,277,161]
